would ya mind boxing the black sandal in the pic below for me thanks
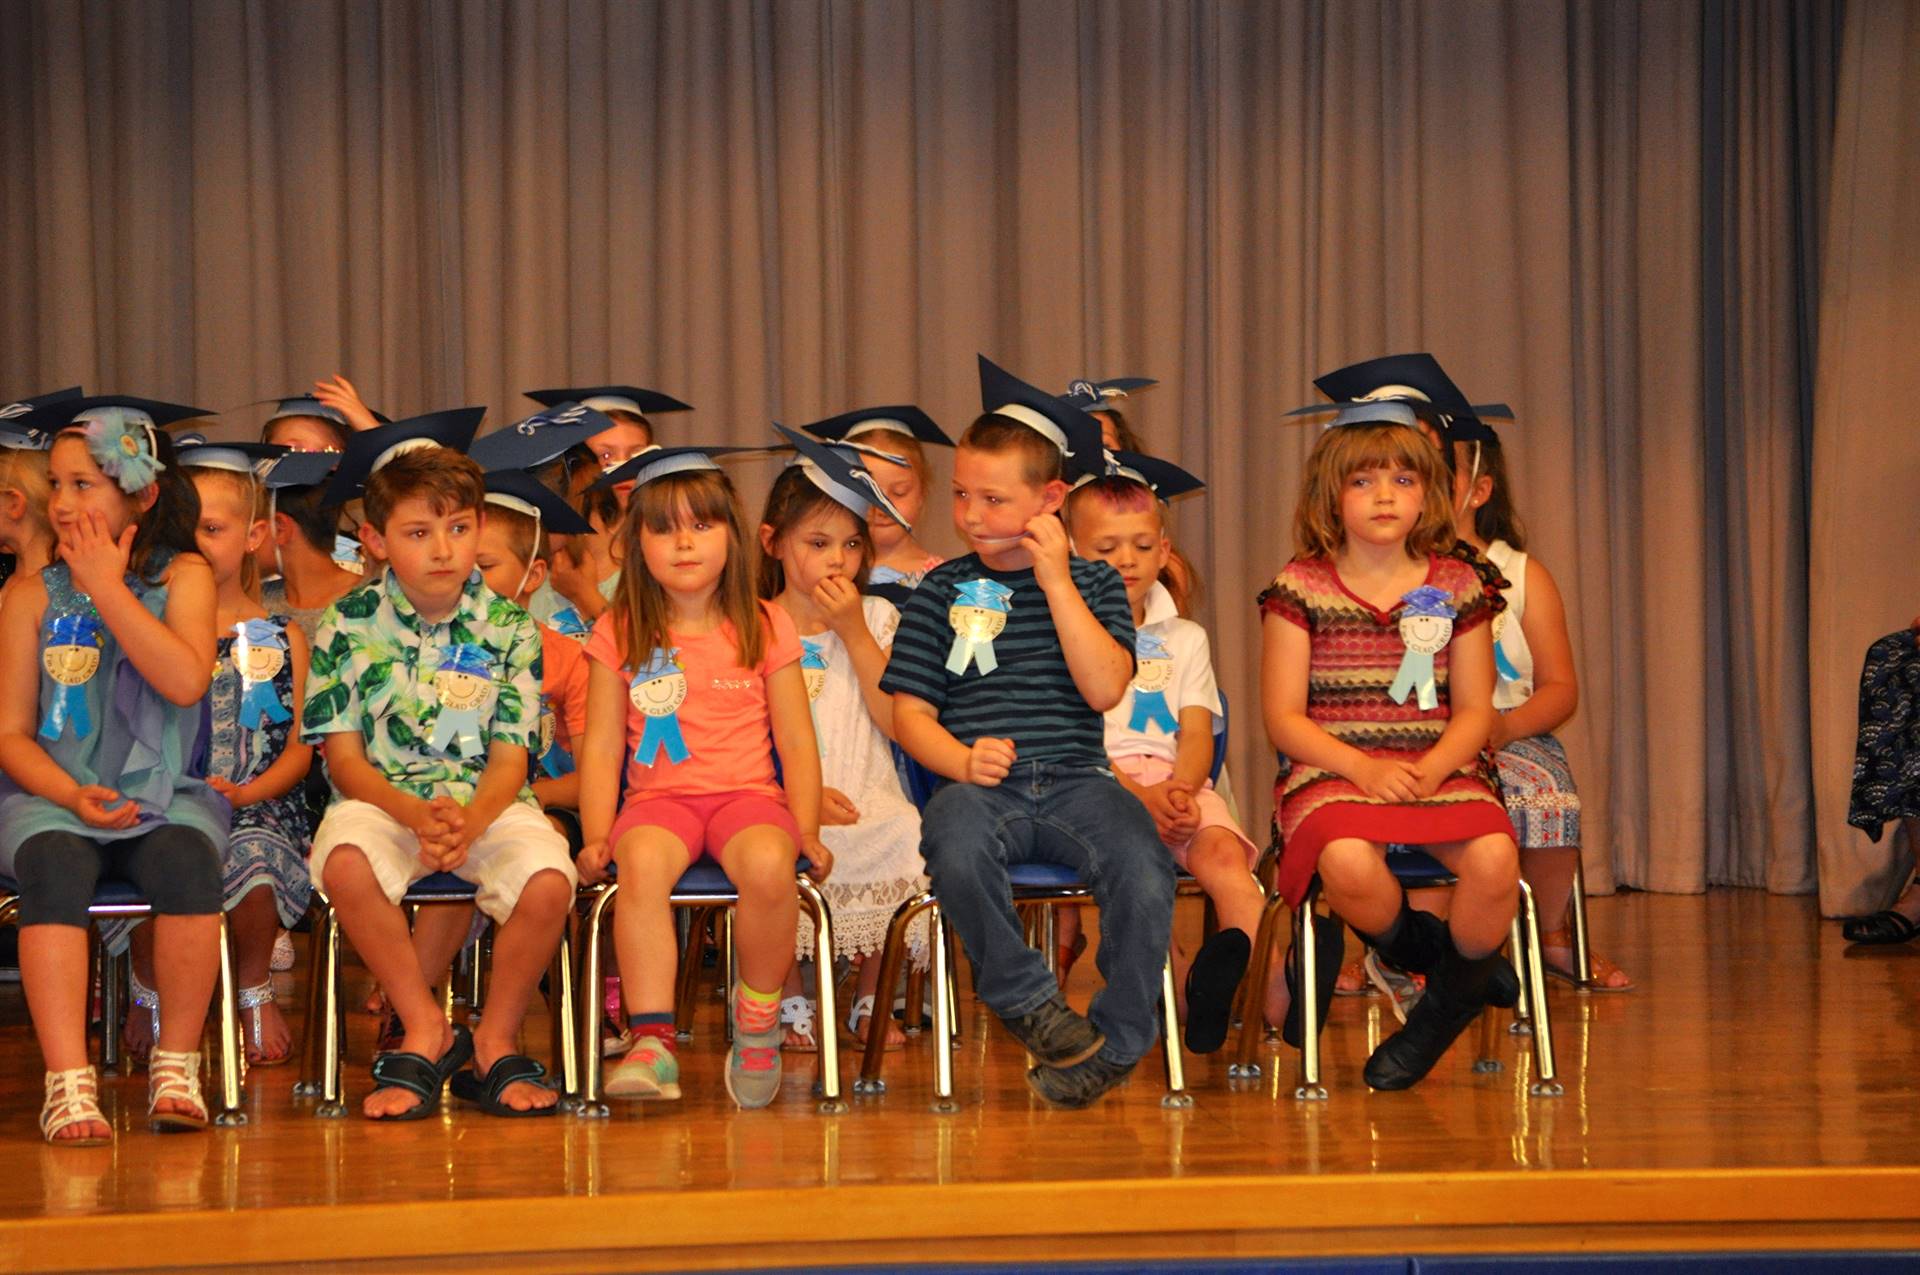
[1183,929,1251,1055]
[367,1024,472,1122]
[451,1053,559,1118]
[1282,920,1346,1049]
[1842,910,1920,946]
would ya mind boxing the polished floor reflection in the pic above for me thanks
[0,890,1916,1268]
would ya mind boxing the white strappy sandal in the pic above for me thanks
[146,1049,209,1132]
[239,979,290,1067]
[41,1068,112,1146]
[778,995,818,1052]
[845,994,904,1051]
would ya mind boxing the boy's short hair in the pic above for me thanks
[275,484,342,552]
[363,447,486,533]
[959,413,1063,486]
[483,502,548,568]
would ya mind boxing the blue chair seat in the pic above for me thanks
[598,857,819,901]
[1385,848,1456,886]
[403,872,476,900]
[1006,861,1087,890]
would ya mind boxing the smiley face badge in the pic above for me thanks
[426,643,497,758]
[1389,585,1457,711]
[945,578,1014,676]
[39,613,102,742]
[231,618,292,732]
[630,647,691,766]
[1126,631,1179,734]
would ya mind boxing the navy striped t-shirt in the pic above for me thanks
[881,555,1136,767]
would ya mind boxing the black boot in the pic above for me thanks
[1357,894,1452,975]
[1183,929,1251,1055]
[1362,945,1517,1091]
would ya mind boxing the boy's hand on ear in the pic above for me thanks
[813,576,865,636]
[966,737,1016,787]
[1022,515,1074,591]
[61,511,135,598]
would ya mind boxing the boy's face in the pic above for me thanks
[475,517,544,604]
[362,497,482,617]
[858,452,922,554]
[951,445,1064,568]
[191,475,265,588]
[1069,498,1168,612]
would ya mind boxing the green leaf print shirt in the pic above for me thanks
[302,567,543,805]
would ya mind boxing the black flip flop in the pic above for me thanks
[1282,921,1346,1049]
[367,1023,472,1122]
[1842,910,1920,946]
[451,1053,559,1118]
[1183,929,1251,1054]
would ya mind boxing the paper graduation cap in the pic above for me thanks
[977,355,1105,483]
[470,401,617,472]
[176,438,291,474]
[771,423,912,531]
[799,405,951,449]
[1287,353,1512,443]
[1058,376,1158,414]
[261,450,343,491]
[7,394,212,433]
[318,408,487,506]
[525,385,693,419]
[482,469,594,537]
[1073,447,1206,501]
[0,387,83,449]
[590,444,757,493]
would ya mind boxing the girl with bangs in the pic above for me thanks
[577,450,831,1110]
[1260,405,1520,1091]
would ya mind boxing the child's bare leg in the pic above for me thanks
[1188,830,1264,936]
[230,888,293,1062]
[1522,845,1630,986]
[1053,904,1084,987]
[320,847,451,1118]
[148,912,221,1118]
[715,827,799,996]
[410,904,478,990]
[1428,835,1520,958]
[19,925,112,1141]
[1315,838,1401,935]
[124,922,158,1057]
[610,830,690,1016]
[467,869,571,1112]
[853,949,905,1046]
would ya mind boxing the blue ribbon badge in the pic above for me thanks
[550,602,591,642]
[39,613,102,742]
[1389,586,1457,711]
[1126,630,1180,734]
[537,698,575,778]
[801,636,829,754]
[1491,610,1522,684]
[232,618,292,733]
[630,647,691,767]
[945,578,1014,676]
[426,643,497,758]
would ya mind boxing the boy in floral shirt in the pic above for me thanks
[304,413,576,1121]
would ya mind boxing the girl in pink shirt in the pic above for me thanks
[577,448,829,1110]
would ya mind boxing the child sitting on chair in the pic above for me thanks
[881,357,1177,1110]
[303,412,576,1120]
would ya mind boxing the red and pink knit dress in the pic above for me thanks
[1258,553,1515,906]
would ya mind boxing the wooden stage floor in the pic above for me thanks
[1,890,1918,1272]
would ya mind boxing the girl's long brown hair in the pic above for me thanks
[1461,435,1527,550]
[756,466,871,599]
[1291,422,1456,561]
[610,468,766,668]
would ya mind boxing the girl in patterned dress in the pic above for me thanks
[1448,432,1630,989]
[1260,408,1520,1089]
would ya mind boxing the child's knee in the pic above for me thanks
[1316,838,1383,895]
[1459,836,1520,894]
[320,844,375,892]
[1187,830,1244,877]
[727,834,798,898]
[513,868,573,918]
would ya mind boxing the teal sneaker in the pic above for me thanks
[604,1038,681,1101]
[724,1004,784,1110]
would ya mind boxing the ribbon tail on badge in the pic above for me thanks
[1128,688,1178,734]
[541,743,576,779]
[945,633,998,676]
[39,684,89,743]
[427,707,485,758]
[240,680,291,731]
[1494,643,1522,684]
[635,713,690,767]
[1388,649,1439,711]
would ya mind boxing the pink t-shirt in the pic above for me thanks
[584,600,802,802]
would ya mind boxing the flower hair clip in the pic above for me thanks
[73,407,166,493]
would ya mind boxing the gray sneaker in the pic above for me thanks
[1025,1051,1135,1109]
[1363,948,1426,1025]
[724,1004,783,1109]
[1000,996,1106,1068]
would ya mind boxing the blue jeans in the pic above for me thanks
[920,762,1176,1065]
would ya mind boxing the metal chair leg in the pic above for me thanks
[719,909,736,1043]
[1507,913,1534,1035]
[796,875,846,1112]
[943,922,961,1042]
[550,915,580,1109]
[575,885,617,1118]
[293,896,329,1098]
[1294,886,1326,1101]
[1570,866,1594,987]
[1159,956,1193,1108]
[902,963,927,1036]
[1516,879,1561,1095]
[100,941,122,1073]
[213,913,247,1125]
[1230,891,1289,1080]
[673,906,711,1039]
[929,903,958,1113]
[315,907,347,1118]
[1040,905,1059,977]
[855,892,935,1096]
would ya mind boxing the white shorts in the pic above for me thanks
[309,799,577,924]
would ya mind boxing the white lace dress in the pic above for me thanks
[796,597,929,965]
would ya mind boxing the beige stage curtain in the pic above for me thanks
[0,1,1851,902]
[1809,0,1920,916]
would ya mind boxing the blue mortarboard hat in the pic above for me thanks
[235,617,289,650]
[953,578,1014,613]
[634,647,684,682]
[976,355,1104,482]
[1288,353,1512,443]
[438,643,494,679]
[483,469,593,537]
[772,424,913,532]
[525,385,692,419]
[320,408,487,506]
[1058,377,1157,414]
[9,394,211,434]
[254,396,347,429]
[1401,585,1456,619]
[1073,447,1206,500]
[177,437,290,474]
[0,388,82,450]
[47,614,102,647]
[1136,631,1172,661]
[261,450,342,491]
[799,405,951,449]
[471,402,616,472]
[591,444,756,492]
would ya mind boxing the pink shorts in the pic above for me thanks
[1110,753,1259,872]
[610,790,801,864]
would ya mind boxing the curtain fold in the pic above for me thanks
[0,0,1857,904]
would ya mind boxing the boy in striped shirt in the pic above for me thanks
[880,357,1177,1109]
